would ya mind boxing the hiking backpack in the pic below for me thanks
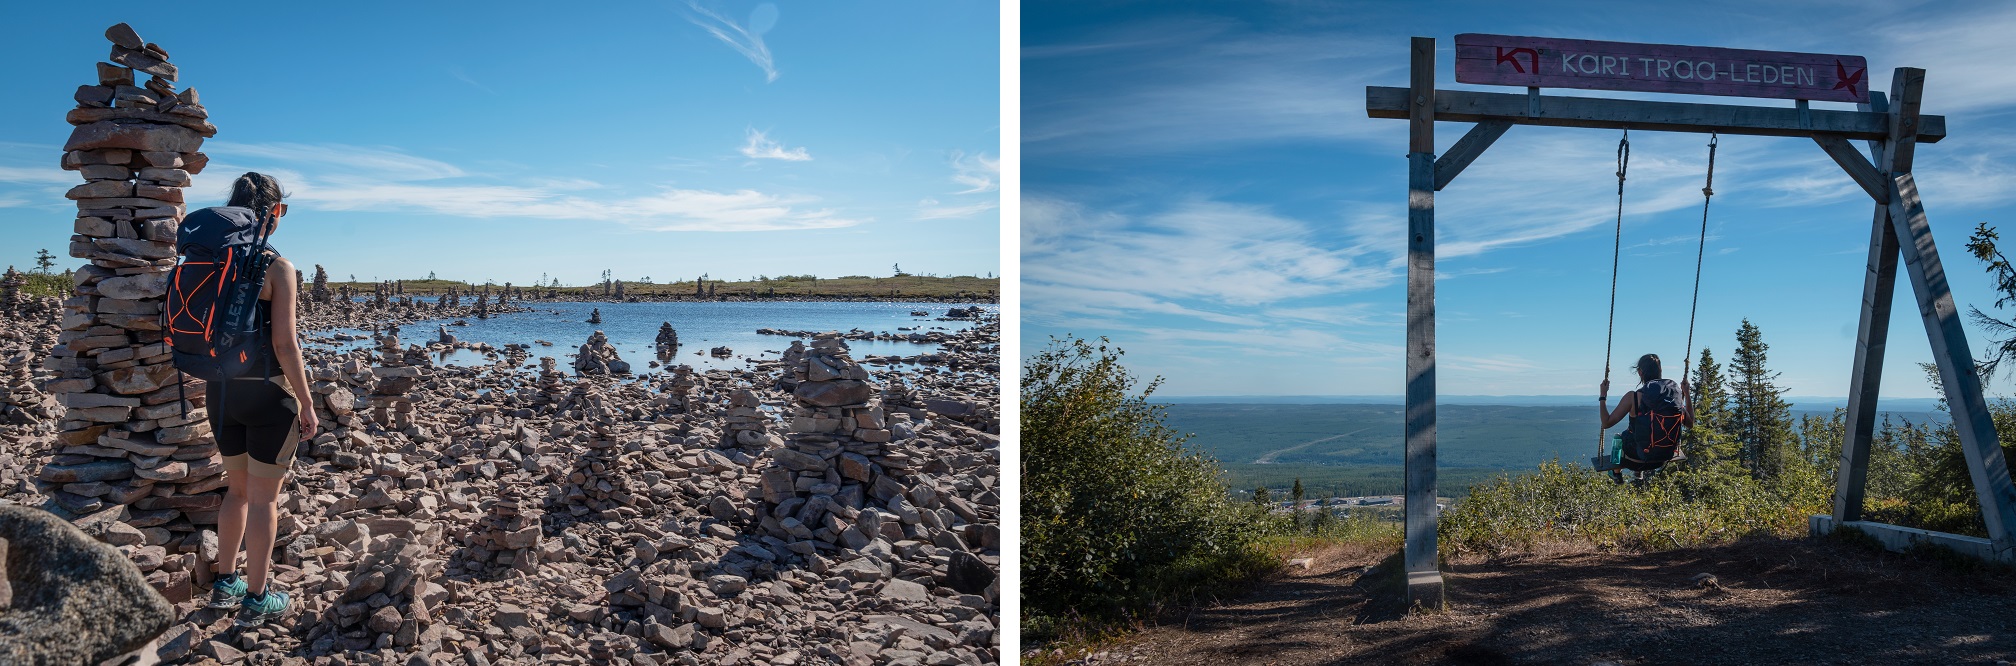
[164,206,278,381]
[1624,378,1686,463]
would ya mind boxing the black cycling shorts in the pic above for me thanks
[206,375,301,479]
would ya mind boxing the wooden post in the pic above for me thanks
[1834,74,1910,523]
[1889,170,2016,555]
[1404,35,1444,609]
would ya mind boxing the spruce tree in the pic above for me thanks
[1727,320,1797,484]
[1685,347,1741,467]
[1254,486,1271,506]
[1291,478,1304,505]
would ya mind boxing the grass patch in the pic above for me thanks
[17,271,71,299]
[1440,459,1824,557]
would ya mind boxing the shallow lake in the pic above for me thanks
[319,300,996,374]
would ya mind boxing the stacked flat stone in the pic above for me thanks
[0,267,24,306]
[721,387,778,450]
[573,330,629,374]
[2,350,56,426]
[369,325,420,432]
[38,24,224,561]
[464,487,546,575]
[310,265,330,304]
[757,334,902,548]
[655,321,679,353]
[588,308,603,325]
[301,356,368,461]
[535,357,568,407]
[668,365,697,410]
[883,375,921,409]
[327,536,448,650]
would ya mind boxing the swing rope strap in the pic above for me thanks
[1605,130,1628,386]
[1684,134,1717,379]
[1602,130,1628,455]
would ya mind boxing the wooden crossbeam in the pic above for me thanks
[1366,86,1947,142]
[1433,121,1511,191]
[1812,135,1888,203]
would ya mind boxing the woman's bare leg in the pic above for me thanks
[214,470,250,576]
[244,474,287,594]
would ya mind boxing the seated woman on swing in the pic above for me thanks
[1599,353,1694,486]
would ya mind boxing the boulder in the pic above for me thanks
[0,505,173,664]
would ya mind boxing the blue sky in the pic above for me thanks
[1,1,999,286]
[1023,0,2016,399]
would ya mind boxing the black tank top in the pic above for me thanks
[254,251,284,378]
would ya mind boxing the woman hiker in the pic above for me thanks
[1598,353,1693,486]
[201,172,314,626]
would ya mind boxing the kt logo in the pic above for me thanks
[1497,46,1539,74]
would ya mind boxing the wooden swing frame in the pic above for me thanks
[1367,36,2016,609]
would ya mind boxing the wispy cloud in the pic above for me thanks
[949,151,998,193]
[912,151,999,219]
[207,142,466,180]
[1024,17,1394,157]
[0,165,78,186]
[447,66,495,95]
[739,128,811,161]
[1025,196,1391,321]
[193,142,857,232]
[916,198,998,220]
[685,1,779,83]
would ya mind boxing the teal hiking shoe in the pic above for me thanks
[236,588,292,627]
[207,574,247,609]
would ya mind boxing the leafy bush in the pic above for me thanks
[1441,458,1824,556]
[20,271,71,298]
[1022,336,1269,620]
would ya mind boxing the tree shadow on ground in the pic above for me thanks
[1134,535,2016,666]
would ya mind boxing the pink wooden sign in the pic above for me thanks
[1454,34,1870,103]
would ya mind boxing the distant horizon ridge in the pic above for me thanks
[1153,394,1945,408]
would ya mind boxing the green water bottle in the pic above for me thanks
[1609,432,1625,465]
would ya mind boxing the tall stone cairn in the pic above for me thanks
[39,23,224,576]
[310,264,330,304]
[654,321,679,353]
[758,334,912,547]
[721,387,775,450]
[368,325,421,432]
[0,267,24,306]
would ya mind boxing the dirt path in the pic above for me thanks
[1065,538,2016,666]
[1255,428,1372,465]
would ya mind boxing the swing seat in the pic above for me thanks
[1590,447,1687,473]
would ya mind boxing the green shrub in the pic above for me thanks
[1021,336,1269,620]
[21,271,71,298]
[1441,458,1823,556]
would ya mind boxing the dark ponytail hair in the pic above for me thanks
[1636,353,1663,382]
[227,172,287,218]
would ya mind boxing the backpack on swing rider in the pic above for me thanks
[1623,379,1685,464]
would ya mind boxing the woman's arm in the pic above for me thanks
[268,258,318,438]
[1681,378,1696,427]
[1599,388,1634,429]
